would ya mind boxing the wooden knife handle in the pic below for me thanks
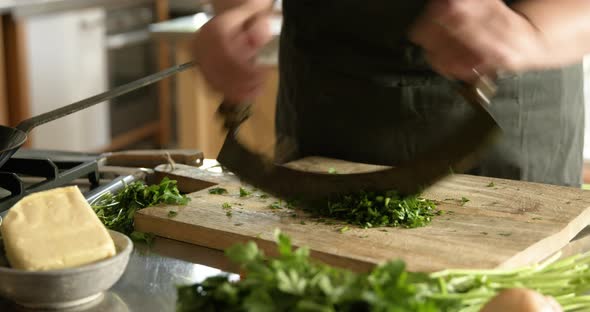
[103,149,204,168]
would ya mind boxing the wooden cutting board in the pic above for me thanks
[135,157,590,273]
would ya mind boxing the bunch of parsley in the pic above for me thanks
[318,190,441,229]
[91,177,189,241]
[177,232,590,312]
[176,230,457,312]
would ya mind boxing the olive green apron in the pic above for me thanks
[275,1,585,187]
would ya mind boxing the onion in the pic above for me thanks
[480,288,562,312]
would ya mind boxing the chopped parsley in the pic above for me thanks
[239,187,252,197]
[314,190,441,229]
[208,187,228,195]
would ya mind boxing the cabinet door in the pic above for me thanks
[24,8,110,151]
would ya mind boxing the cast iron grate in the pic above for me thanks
[0,154,100,213]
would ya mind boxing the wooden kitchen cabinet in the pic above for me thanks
[2,15,30,131]
[0,1,174,153]
[0,16,8,125]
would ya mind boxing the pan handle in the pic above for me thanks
[15,62,195,133]
[102,149,204,168]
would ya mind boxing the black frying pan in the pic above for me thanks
[0,62,194,169]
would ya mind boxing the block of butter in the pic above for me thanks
[0,186,116,271]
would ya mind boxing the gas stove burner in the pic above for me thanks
[0,151,100,214]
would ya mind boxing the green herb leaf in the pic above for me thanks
[130,231,155,245]
[460,197,470,206]
[328,167,338,174]
[225,241,260,264]
[222,203,232,209]
[239,187,252,197]
[269,201,283,209]
[487,182,495,187]
[168,210,178,218]
[208,187,228,195]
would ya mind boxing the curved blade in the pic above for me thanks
[217,111,500,201]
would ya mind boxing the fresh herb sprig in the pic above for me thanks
[176,230,454,312]
[176,232,590,312]
[430,251,590,311]
[209,187,228,195]
[239,187,252,197]
[91,177,189,242]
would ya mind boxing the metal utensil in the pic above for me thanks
[84,170,149,204]
[10,148,205,168]
[101,149,204,168]
[216,74,501,201]
[0,62,195,169]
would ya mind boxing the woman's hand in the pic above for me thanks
[408,0,545,82]
[193,0,274,103]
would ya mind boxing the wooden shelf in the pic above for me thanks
[0,15,7,125]
[4,15,30,129]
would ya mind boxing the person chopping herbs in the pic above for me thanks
[193,1,589,311]
[194,0,590,189]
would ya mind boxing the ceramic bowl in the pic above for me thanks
[0,230,132,309]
